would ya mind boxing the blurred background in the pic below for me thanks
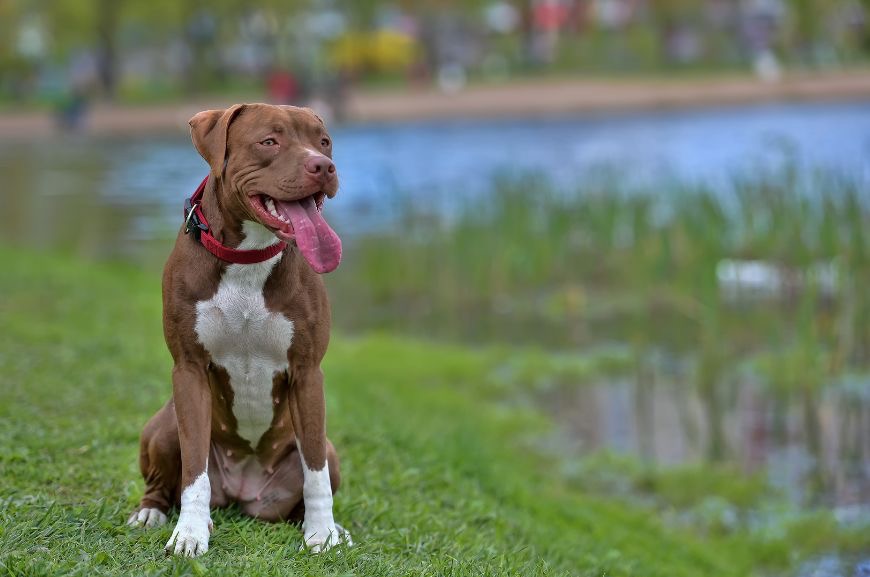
[1,0,869,574]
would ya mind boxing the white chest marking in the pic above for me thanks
[195,222,293,446]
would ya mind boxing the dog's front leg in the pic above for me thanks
[165,362,213,557]
[289,366,342,552]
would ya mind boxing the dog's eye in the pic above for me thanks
[320,138,330,148]
[260,138,277,146]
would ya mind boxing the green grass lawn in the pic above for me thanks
[0,248,806,577]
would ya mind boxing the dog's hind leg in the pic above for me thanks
[241,438,342,527]
[128,400,181,528]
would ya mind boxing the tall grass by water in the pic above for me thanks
[334,166,869,360]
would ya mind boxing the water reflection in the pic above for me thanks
[542,373,870,508]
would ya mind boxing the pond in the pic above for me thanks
[540,374,870,510]
[1,99,869,264]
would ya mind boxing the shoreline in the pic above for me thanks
[1,70,868,139]
[346,70,870,123]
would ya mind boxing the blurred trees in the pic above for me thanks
[0,0,867,104]
[648,0,703,64]
[791,0,820,50]
[95,0,120,96]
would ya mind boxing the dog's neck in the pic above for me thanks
[198,175,265,250]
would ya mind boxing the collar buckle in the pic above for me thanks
[184,198,208,239]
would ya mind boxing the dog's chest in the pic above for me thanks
[194,225,293,446]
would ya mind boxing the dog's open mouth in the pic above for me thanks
[249,192,341,274]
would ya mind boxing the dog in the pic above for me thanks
[127,103,350,556]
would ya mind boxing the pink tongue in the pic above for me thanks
[276,196,342,273]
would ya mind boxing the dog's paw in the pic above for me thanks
[301,523,352,553]
[334,523,353,547]
[127,507,167,528]
[164,516,212,557]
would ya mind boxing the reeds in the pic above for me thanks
[331,166,869,369]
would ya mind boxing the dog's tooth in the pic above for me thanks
[265,197,275,210]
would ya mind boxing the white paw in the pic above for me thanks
[335,523,353,547]
[301,523,352,553]
[127,507,167,528]
[164,516,212,557]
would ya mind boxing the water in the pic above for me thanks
[1,99,869,263]
[534,361,870,576]
[335,99,870,199]
[540,375,870,509]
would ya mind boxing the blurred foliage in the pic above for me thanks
[1,0,869,103]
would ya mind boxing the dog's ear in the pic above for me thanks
[189,104,245,176]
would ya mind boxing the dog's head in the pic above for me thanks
[189,103,341,273]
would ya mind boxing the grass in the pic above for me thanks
[0,246,829,577]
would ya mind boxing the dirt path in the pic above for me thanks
[1,70,868,139]
[347,70,870,121]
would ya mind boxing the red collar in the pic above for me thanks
[184,176,287,265]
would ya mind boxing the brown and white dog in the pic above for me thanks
[127,103,350,556]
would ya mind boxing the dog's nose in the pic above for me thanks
[304,156,335,179]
